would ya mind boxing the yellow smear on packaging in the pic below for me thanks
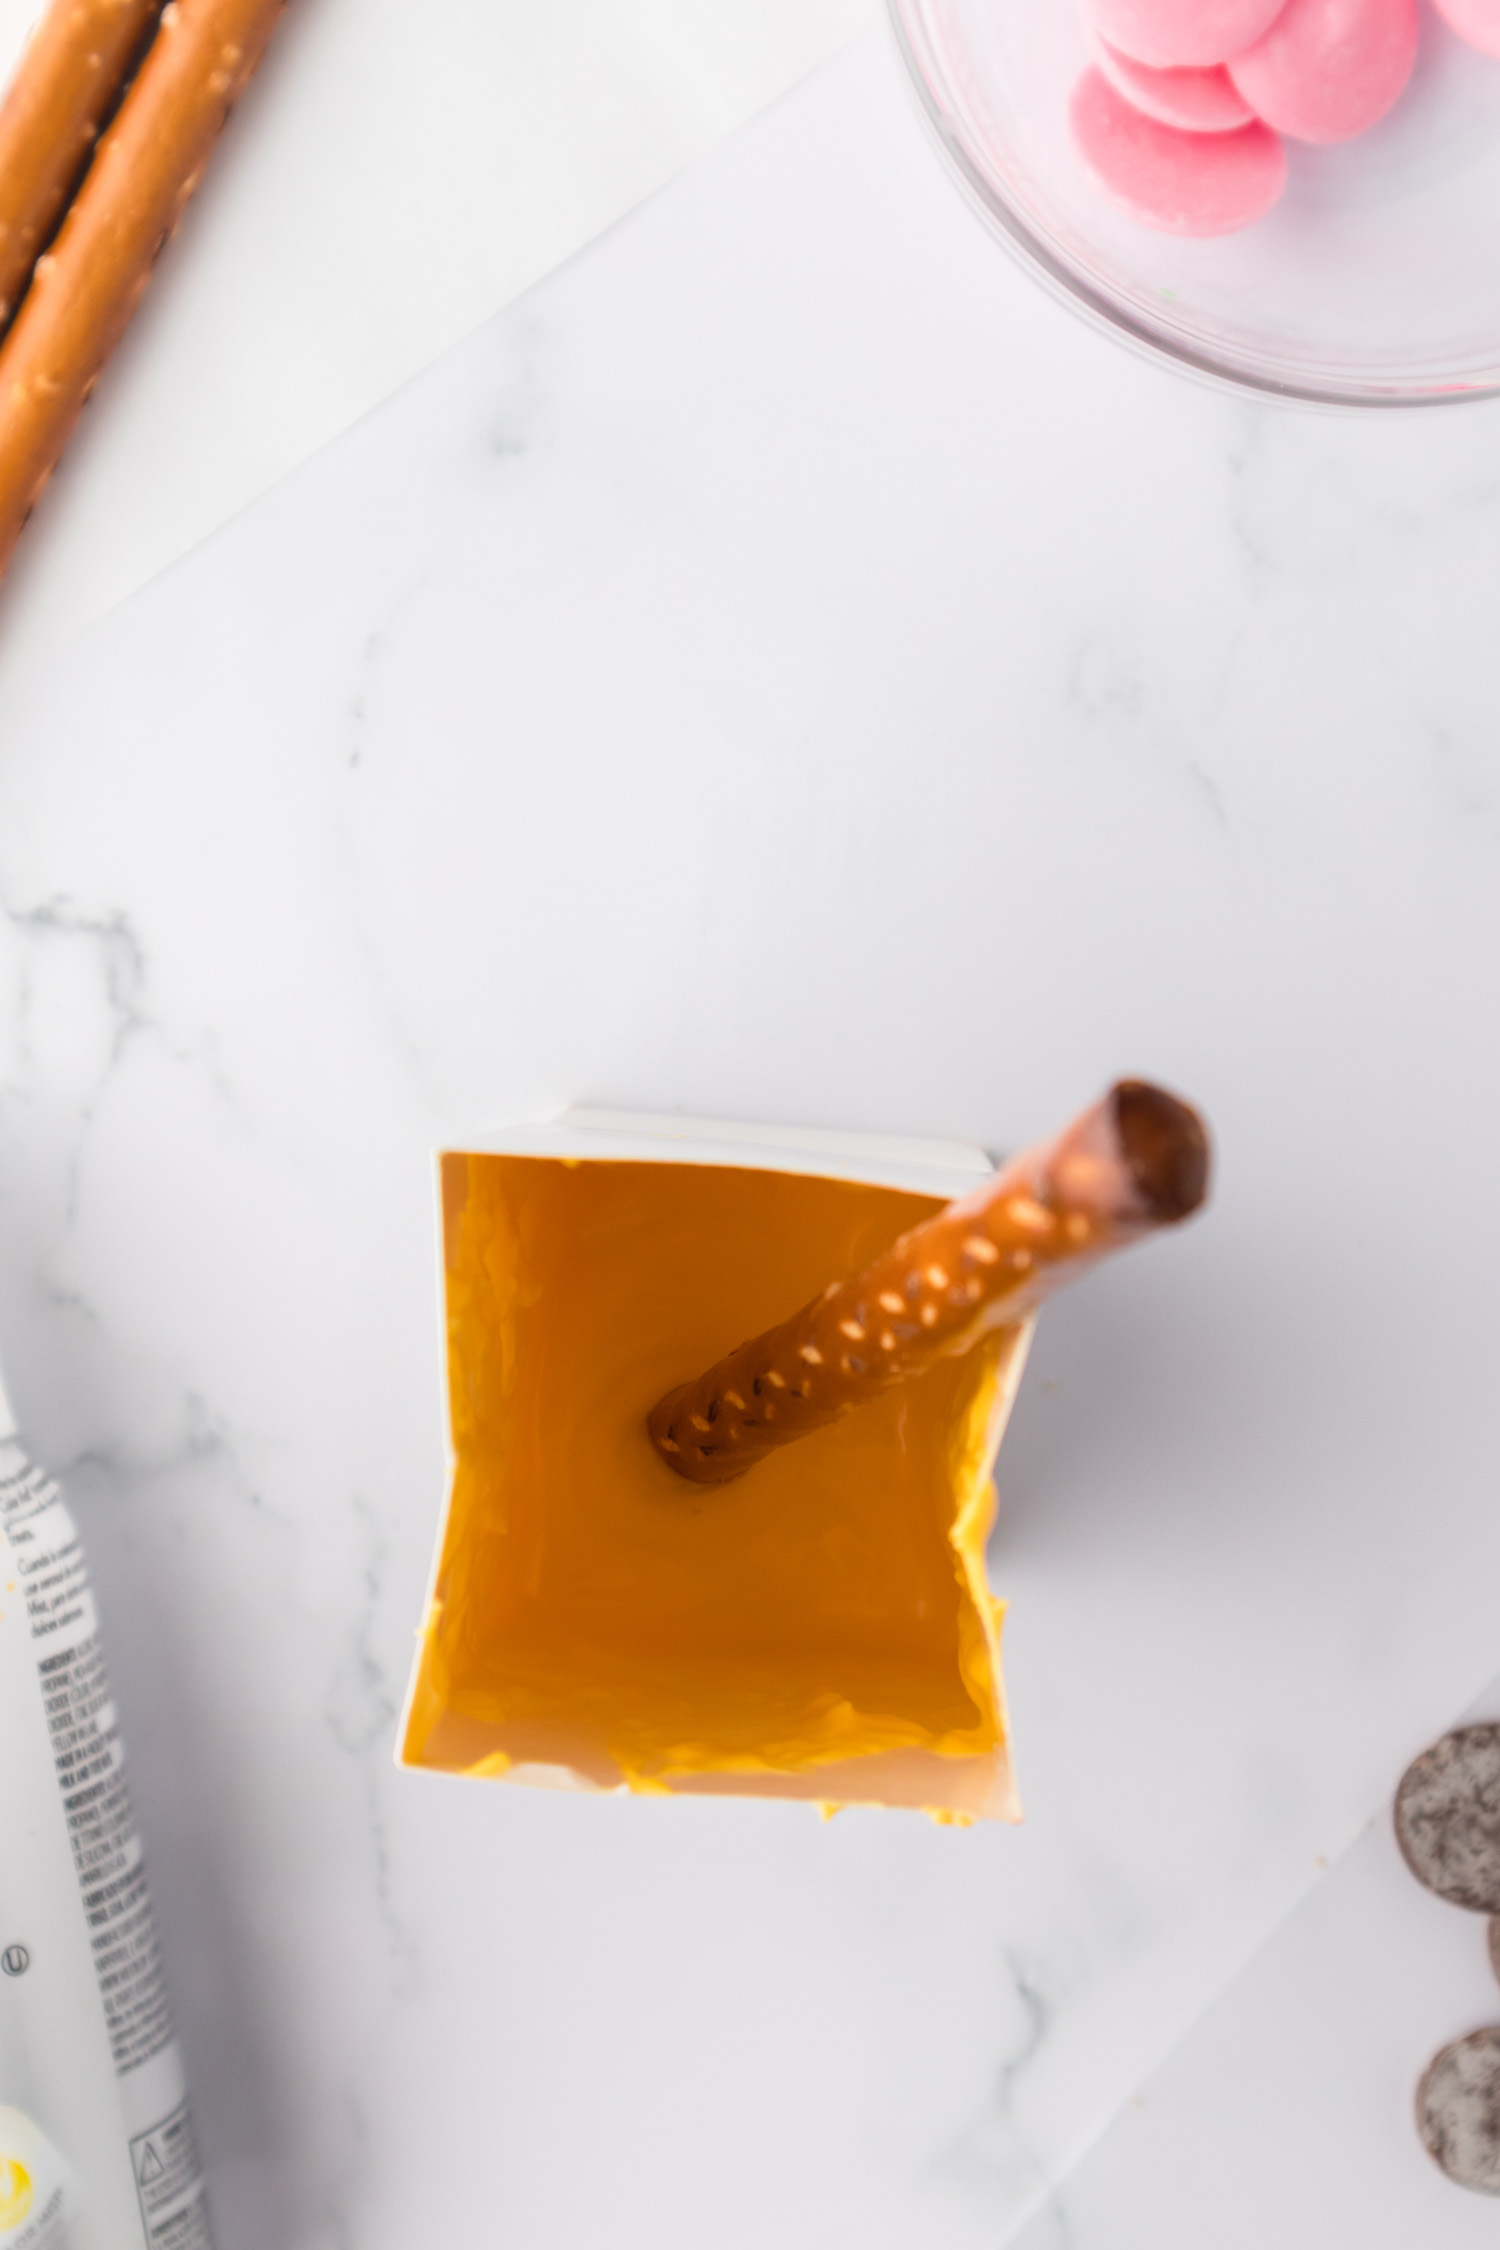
[0,2154,33,2229]
[402,1155,1027,1821]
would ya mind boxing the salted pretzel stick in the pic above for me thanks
[649,1080,1210,1487]
[0,0,165,326]
[0,0,286,576]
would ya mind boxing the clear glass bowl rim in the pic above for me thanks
[886,0,1500,411]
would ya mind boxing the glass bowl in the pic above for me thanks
[888,0,1500,404]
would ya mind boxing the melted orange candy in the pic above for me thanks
[400,1154,1030,1820]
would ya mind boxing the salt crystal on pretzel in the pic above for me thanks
[0,0,165,327]
[649,1080,1210,1486]
[0,0,287,578]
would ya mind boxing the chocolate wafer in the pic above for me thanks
[1396,1726,1500,1915]
[649,1079,1209,1487]
[1417,2027,1500,2195]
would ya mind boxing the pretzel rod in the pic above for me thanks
[0,0,286,576]
[0,0,165,326]
[648,1080,1210,1487]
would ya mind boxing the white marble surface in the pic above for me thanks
[3,24,1500,2249]
[1015,1671,1500,2249]
[0,0,875,694]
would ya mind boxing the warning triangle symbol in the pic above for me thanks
[137,2142,165,2184]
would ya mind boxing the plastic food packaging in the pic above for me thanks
[399,1110,1035,1823]
[0,1369,213,2250]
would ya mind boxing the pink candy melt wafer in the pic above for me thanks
[1070,67,1287,234]
[1431,0,1500,58]
[1229,0,1419,142]
[1097,39,1256,129]
[1088,0,1289,68]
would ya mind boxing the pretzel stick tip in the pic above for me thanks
[648,1079,1210,1488]
[1109,1078,1209,1223]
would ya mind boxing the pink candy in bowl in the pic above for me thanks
[888,0,1500,399]
[1076,0,1425,232]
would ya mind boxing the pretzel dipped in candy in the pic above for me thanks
[0,0,165,326]
[648,1080,1210,1487]
[0,0,286,576]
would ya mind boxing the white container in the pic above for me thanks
[399,1109,1034,1822]
[0,1371,213,2250]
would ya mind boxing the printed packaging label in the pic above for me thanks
[0,1429,214,2250]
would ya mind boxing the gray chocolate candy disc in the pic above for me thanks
[1395,1727,1500,1913]
[1417,2028,1500,2194]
